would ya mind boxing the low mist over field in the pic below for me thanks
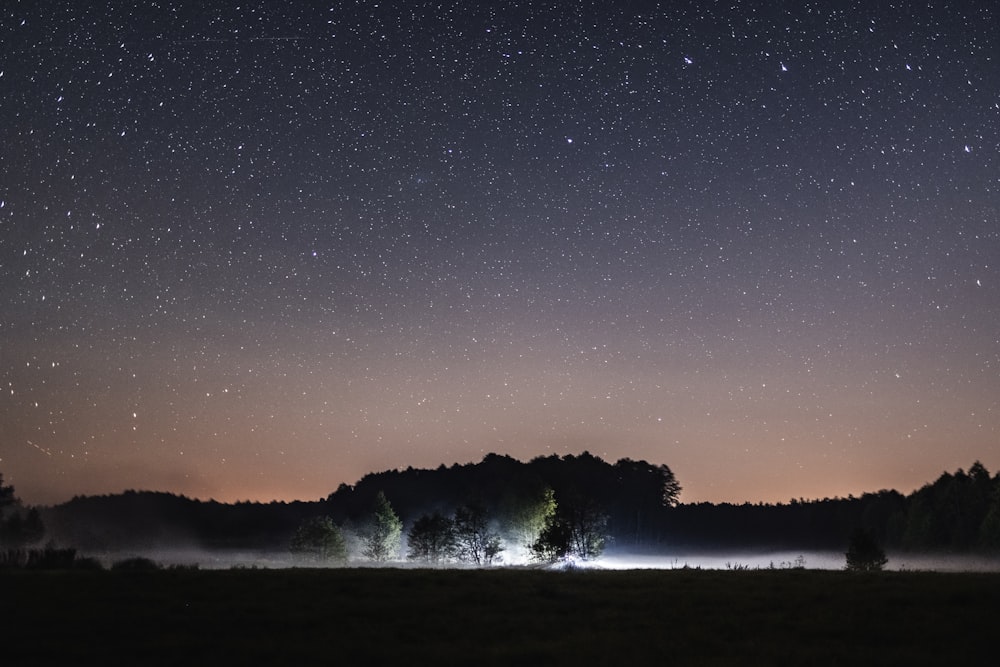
[62,542,1000,573]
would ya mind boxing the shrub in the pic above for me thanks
[846,528,889,572]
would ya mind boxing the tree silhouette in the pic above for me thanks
[529,514,573,563]
[452,502,504,566]
[407,512,457,564]
[0,473,15,517]
[657,463,683,507]
[0,472,46,548]
[290,516,347,564]
[980,477,1000,552]
[563,495,608,560]
[362,491,402,562]
[900,463,997,551]
[529,492,607,562]
[845,528,888,572]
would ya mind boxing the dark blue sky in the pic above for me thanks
[2,1,998,505]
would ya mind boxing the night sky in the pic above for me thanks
[3,2,998,506]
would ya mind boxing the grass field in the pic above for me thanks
[6,567,999,665]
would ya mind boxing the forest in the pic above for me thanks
[3,453,1000,566]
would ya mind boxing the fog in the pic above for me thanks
[596,551,1000,572]
[83,546,1000,572]
[84,548,293,570]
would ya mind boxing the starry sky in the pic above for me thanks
[2,1,998,507]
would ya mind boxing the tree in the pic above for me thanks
[563,495,608,560]
[978,481,1000,552]
[609,459,681,547]
[362,491,402,562]
[529,515,573,563]
[901,465,995,551]
[0,472,45,548]
[498,485,556,560]
[845,528,888,572]
[658,464,683,507]
[0,473,15,517]
[530,493,608,562]
[407,512,457,564]
[290,516,347,564]
[452,502,504,566]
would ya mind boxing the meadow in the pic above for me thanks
[6,567,999,665]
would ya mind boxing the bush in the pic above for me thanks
[845,529,889,572]
[290,516,348,564]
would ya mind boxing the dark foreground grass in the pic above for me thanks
[6,567,999,666]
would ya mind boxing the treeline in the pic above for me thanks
[37,453,679,556]
[41,491,319,551]
[20,456,1000,557]
[665,462,1000,553]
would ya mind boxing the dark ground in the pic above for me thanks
[6,567,999,666]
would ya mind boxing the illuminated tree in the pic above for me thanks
[362,491,402,562]
[407,512,456,564]
[498,486,556,558]
[845,528,888,572]
[290,516,347,564]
